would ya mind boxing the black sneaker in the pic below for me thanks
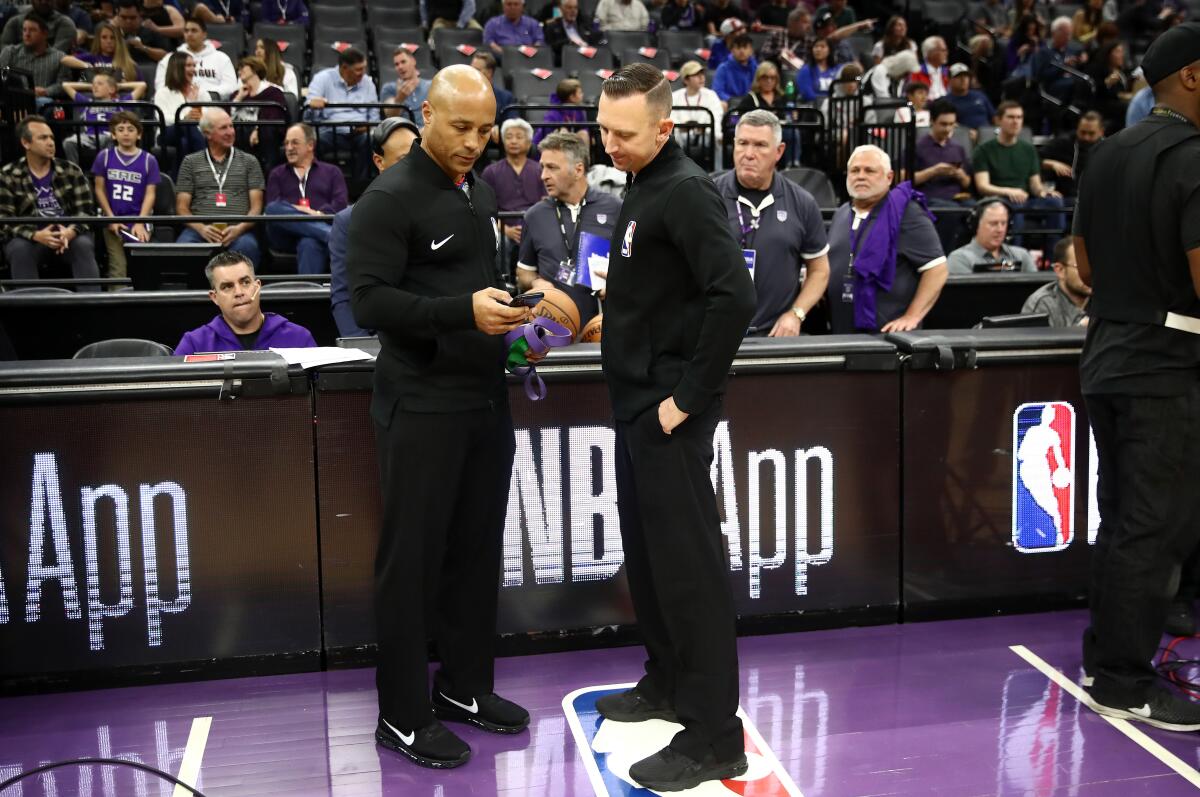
[1165,600,1197,638]
[375,717,471,769]
[595,687,678,723]
[432,690,530,734]
[629,746,748,792]
[1087,686,1200,732]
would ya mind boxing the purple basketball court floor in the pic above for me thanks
[3,609,1200,796]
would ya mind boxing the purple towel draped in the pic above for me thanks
[851,181,934,331]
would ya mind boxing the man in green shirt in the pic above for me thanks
[972,100,1064,252]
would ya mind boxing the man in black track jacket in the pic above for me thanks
[593,63,757,792]
[346,64,533,770]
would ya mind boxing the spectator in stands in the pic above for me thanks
[703,0,745,37]
[483,0,543,54]
[188,0,247,26]
[917,36,949,99]
[894,77,931,126]
[947,198,1037,273]
[713,32,756,105]
[154,16,237,99]
[471,51,516,136]
[92,0,117,27]
[63,20,138,79]
[714,110,830,336]
[381,47,431,126]
[265,122,348,274]
[707,16,744,70]
[973,100,1064,249]
[61,70,146,164]
[543,0,600,55]
[114,0,169,64]
[259,0,308,27]
[305,47,379,184]
[92,111,159,278]
[421,0,482,38]
[174,251,317,355]
[733,60,786,114]
[1006,14,1043,79]
[825,144,947,333]
[662,0,705,32]
[815,0,856,29]
[0,0,75,51]
[914,99,973,250]
[255,37,298,96]
[140,0,184,41]
[481,117,545,265]
[1033,16,1085,103]
[232,55,288,173]
[54,0,93,40]
[330,116,419,338]
[755,0,790,30]
[155,51,205,161]
[972,0,1011,39]
[671,59,724,147]
[0,14,67,105]
[761,8,813,72]
[1020,237,1088,326]
[1125,81,1153,126]
[533,77,588,146]
[1009,0,1046,32]
[1039,110,1102,201]
[594,0,648,32]
[945,62,995,139]
[1088,40,1132,128]
[517,131,619,327]
[812,10,870,66]
[872,15,916,63]
[1073,0,1105,45]
[795,38,839,100]
[864,48,917,106]
[0,116,99,288]
[176,107,265,264]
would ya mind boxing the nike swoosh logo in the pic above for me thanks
[383,718,415,746]
[440,692,479,714]
[1131,704,1152,718]
[431,235,454,250]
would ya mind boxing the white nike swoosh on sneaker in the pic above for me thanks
[431,235,454,250]
[440,692,479,714]
[383,718,415,746]
[1130,704,1152,718]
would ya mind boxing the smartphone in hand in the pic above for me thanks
[508,292,544,308]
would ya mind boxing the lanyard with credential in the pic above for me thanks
[206,148,234,195]
[554,198,586,266]
[734,201,759,249]
[295,167,308,199]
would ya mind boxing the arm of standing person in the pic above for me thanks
[458,0,476,27]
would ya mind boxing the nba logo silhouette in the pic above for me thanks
[621,221,636,258]
[1012,402,1076,553]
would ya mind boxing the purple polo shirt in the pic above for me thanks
[480,157,546,228]
[174,312,317,356]
[265,160,350,214]
[915,132,971,201]
[483,14,544,46]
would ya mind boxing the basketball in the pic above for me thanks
[579,314,602,343]
[533,288,581,340]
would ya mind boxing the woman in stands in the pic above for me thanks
[62,22,138,82]
[155,51,205,170]
[733,60,787,113]
[1006,15,1043,78]
[232,55,289,173]
[1008,0,1046,33]
[871,16,916,63]
[661,0,707,32]
[255,37,300,97]
[1072,0,1105,45]
[796,37,839,101]
[1089,39,1132,130]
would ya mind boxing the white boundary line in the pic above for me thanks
[561,683,804,797]
[1009,645,1200,789]
[172,716,212,797]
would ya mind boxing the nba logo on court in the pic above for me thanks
[1012,402,1076,553]
[563,684,803,796]
[621,221,636,258]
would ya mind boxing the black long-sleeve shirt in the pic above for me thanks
[602,138,756,421]
[347,145,507,416]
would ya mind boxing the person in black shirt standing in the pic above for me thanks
[347,64,533,769]
[1073,23,1200,732]
[595,63,756,791]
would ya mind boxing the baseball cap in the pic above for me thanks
[949,62,971,77]
[814,10,834,27]
[1141,22,1200,86]
[719,17,745,36]
[371,116,420,154]
[680,60,704,77]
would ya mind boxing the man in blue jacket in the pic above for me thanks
[712,33,757,104]
[174,251,317,355]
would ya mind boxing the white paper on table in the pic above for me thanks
[269,346,375,369]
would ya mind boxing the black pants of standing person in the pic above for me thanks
[1083,384,1200,703]
[373,404,516,731]
[614,397,743,761]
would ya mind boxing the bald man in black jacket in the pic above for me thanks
[594,64,756,792]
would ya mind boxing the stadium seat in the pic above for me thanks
[253,22,307,55]
[432,26,484,50]
[561,44,614,72]
[73,339,175,358]
[511,67,566,102]
[502,44,555,73]
[153,174,177,243]
[368,5,422,27]
[604,30,652,56]
[781,167,838,208]
[376,38,436,71]
[313,24,368,47]
[366,0,420,10]
[311,40,370,71]
[436,41,482,68]
[577,68,608,101]
[207,23,247,56]
[375,25,425,44]
[655,29,703,65]
[311,4,364,27]
[620,46,670,69]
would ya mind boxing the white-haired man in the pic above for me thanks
[824,144,947,333]
[918,35,949,99]
[1034,16,1085,103]
[175,107,265,265]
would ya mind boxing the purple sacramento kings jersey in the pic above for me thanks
[31,169,62,217]
[92,148,161,217]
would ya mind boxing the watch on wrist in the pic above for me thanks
[792,306,806,322]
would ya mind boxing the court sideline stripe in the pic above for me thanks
[1009,644,1200,789]
[172,716,212,797]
